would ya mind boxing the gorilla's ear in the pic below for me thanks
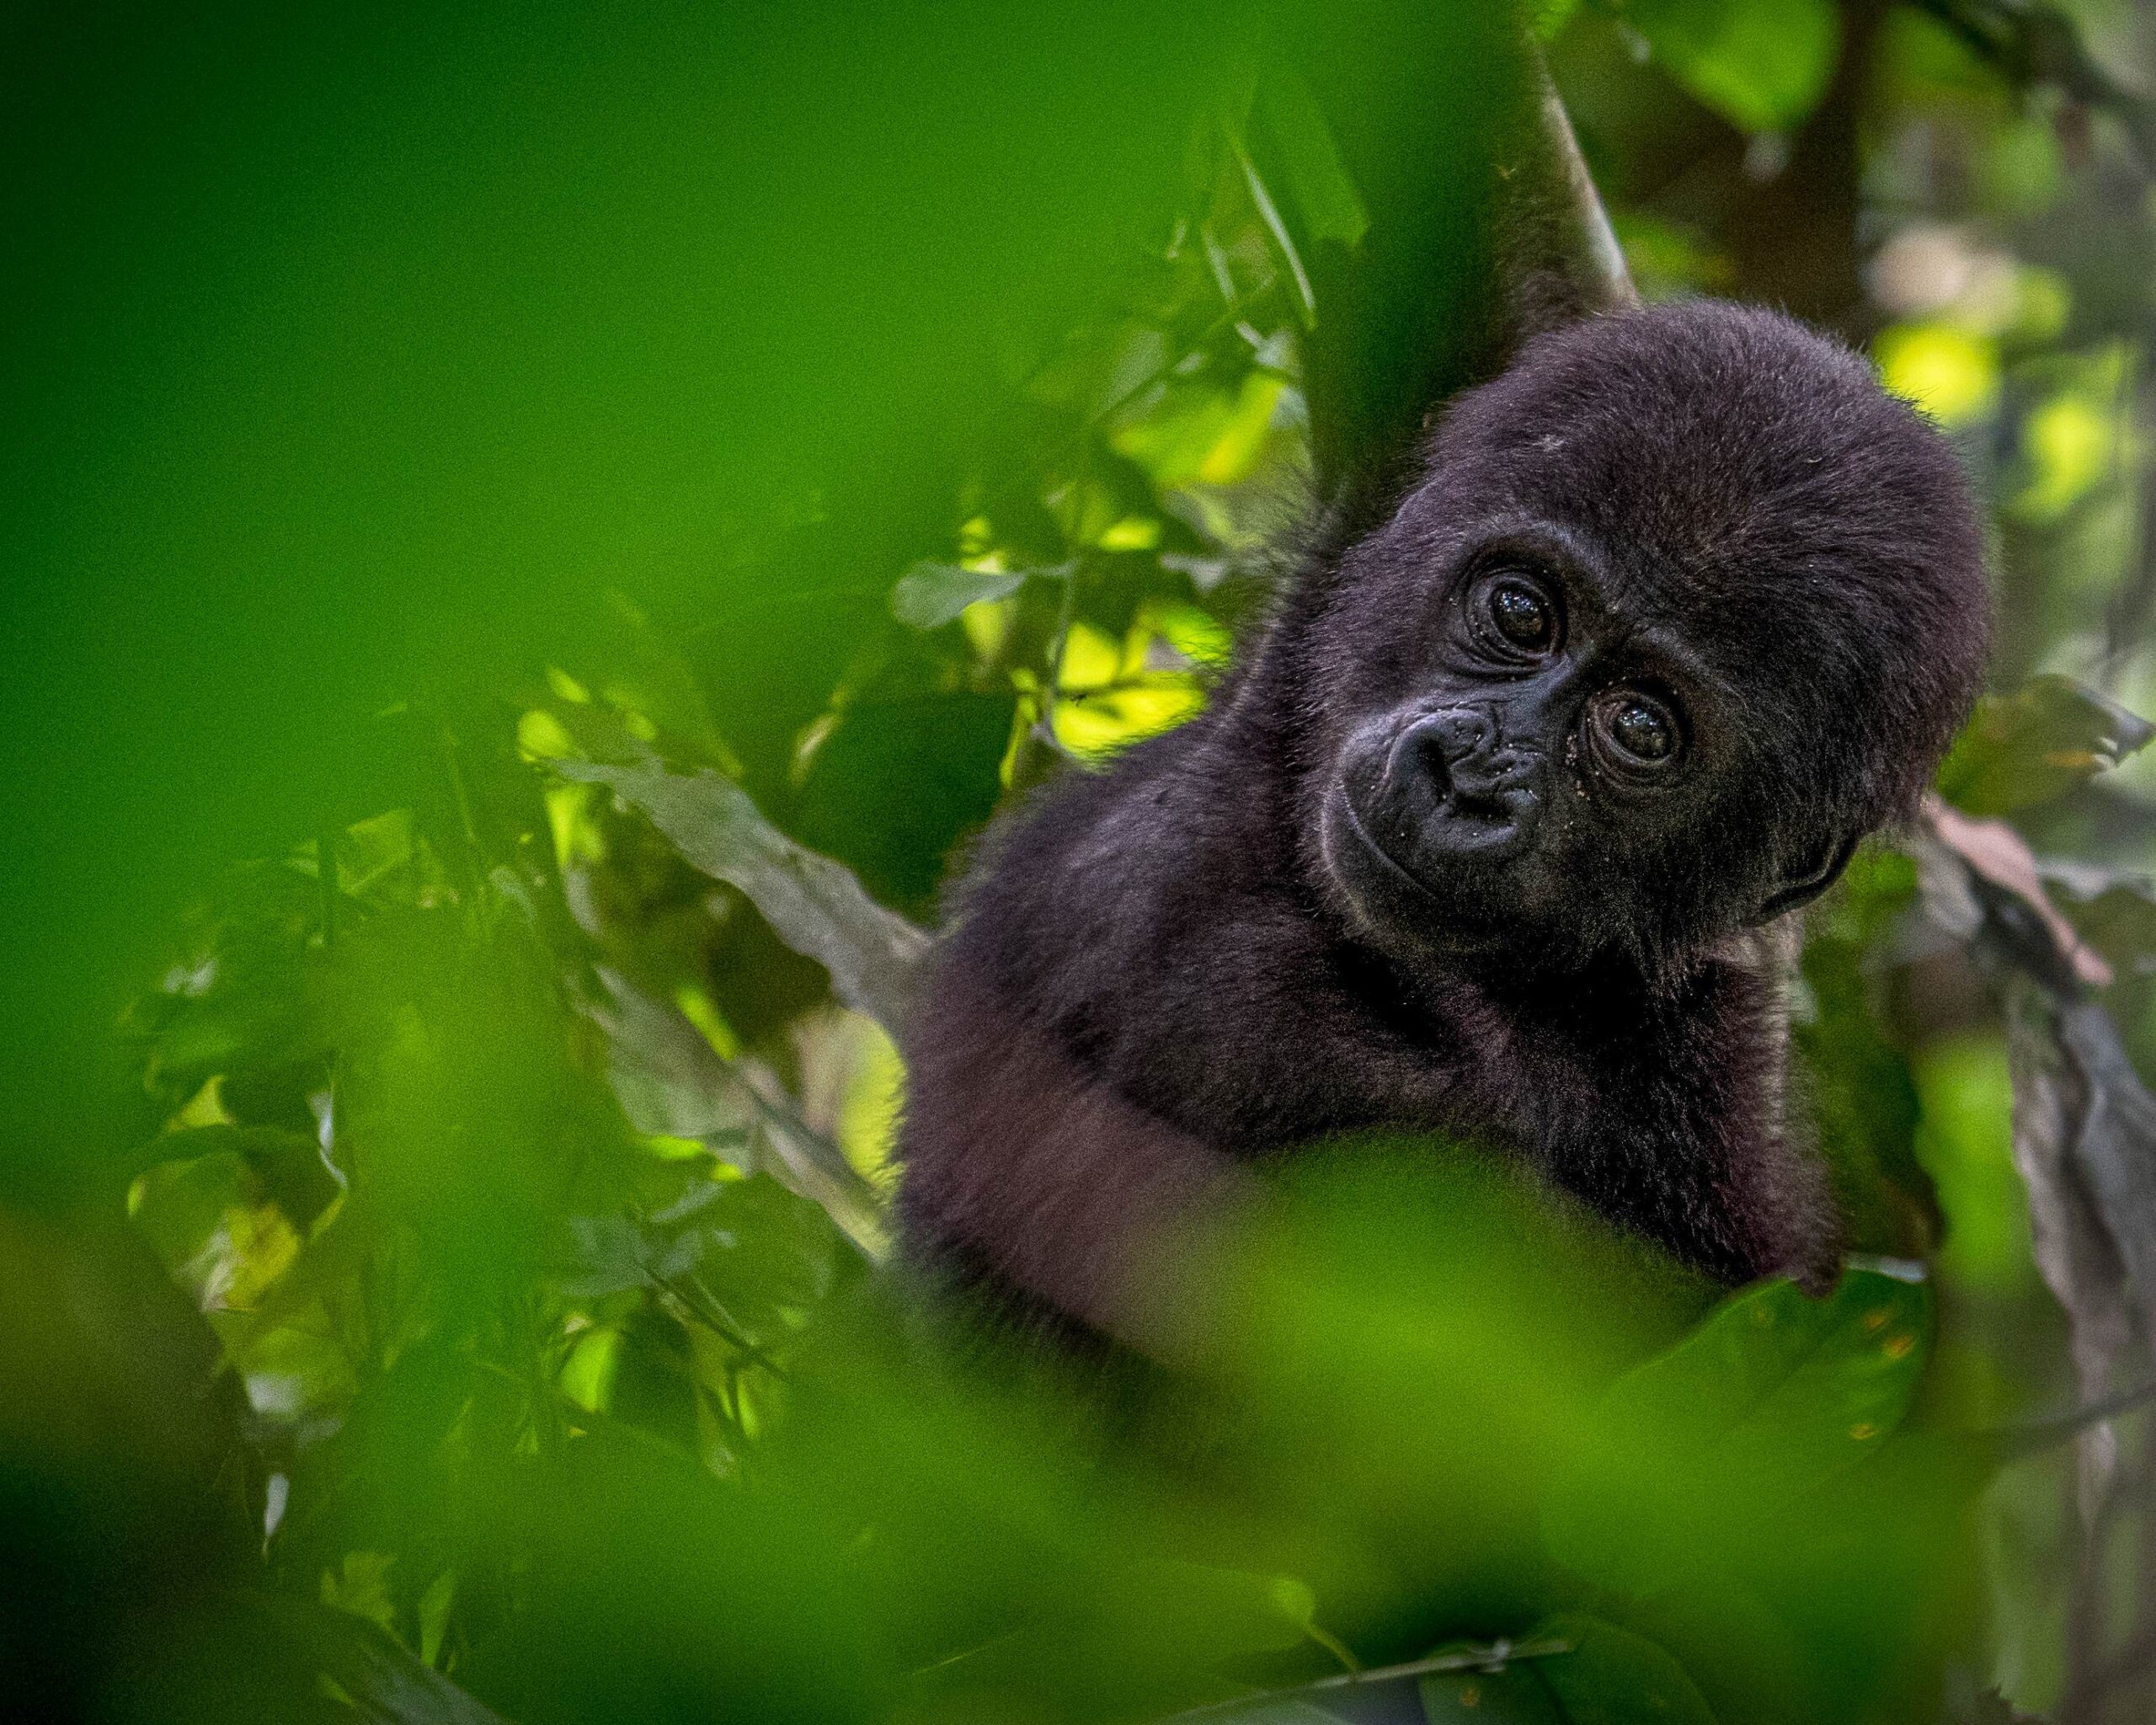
[1751,832,1859,924]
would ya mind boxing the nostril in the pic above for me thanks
[1391,710,1499,808]
[1390,721,1456,810]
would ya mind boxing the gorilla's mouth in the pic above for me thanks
[1320,779,1531,962]
[1337,744,1540,875]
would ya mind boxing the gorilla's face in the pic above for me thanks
[1315,521,1788,972]
[1298,302,1988,979]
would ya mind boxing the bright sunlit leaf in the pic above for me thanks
[1875,322,1999,425]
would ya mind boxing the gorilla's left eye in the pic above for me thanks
[1591,687,1684,772]
[1485,578,1557,653]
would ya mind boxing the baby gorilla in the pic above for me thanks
[898,301,1988,1341]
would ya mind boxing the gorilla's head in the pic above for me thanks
[1298,301,1989,977]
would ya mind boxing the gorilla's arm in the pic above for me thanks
[1521,929,1839,1292]
[896,956,1261,1346]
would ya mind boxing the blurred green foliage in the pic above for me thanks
[9,1,2156,1722]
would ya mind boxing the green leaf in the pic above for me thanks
[1630,0,1839,134]
[1542,1268,1930,1599]
[1420,1662,1568,1722]
[1533,1616,1719,1723]
[890,560,1029,631]
[559,758,928,1035]
[1935,673,2156,815]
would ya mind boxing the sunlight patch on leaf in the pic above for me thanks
[1876,322,1999,426]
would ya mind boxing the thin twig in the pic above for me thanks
[1163,1636,1574,1721]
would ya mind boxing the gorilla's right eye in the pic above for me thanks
[1481,576,1559,656]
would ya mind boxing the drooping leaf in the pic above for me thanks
[2000,979,2136,1512]
[1630,0,1840,134]
[561,758,929,1036]
[2054,997,2156,1347]
[1935,673,2156,816]
[890,560,1030,631]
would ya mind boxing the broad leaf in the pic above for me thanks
[1543,1268,1930,1599]
[2012,991,2156,1393]
[1936,674,2156,816]
[561,758,929,1035]
[1630,0,1839,134]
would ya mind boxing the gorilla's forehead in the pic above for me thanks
[1385,302,1986,789]
[1411,435,1877,630]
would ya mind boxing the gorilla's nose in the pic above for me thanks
[1389,708,1541,851]
[1395,709,1490,804]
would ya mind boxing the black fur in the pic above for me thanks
[898,302,1989,1338]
